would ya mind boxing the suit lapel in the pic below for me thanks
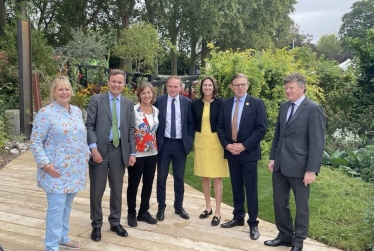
[120,95,126,128]
[102,92,112,122]
[227,97,235,132]
[179,96,185,125]
[238,95,251,131]
[162,95,167,123]
[280,102,288,129]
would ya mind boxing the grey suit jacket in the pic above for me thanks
[86,92,136,166]
[269,97,326,178]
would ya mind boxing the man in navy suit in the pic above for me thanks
[154,76,194,221]
[264,73,325,251]
[217,73,267,240]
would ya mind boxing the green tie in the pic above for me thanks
[112,97,119,147]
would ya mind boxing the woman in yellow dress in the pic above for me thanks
[192,76,229,226]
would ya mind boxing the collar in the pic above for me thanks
[234,93,247,102]
[108,92,120,100]
[293,95,305,106]
[168,94,180,102]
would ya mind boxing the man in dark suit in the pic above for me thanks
[216,73,267,240]
[154,76,194,221]
[264,73,325,251]
[86,69,136,242]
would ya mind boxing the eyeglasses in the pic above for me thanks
[231,83,248,88]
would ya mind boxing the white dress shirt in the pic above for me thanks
[165,94,182,139]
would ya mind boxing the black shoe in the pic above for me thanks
[250,226,260,240]
[220,219,245,228]
[128,213,137,227]
[156,209,165,221]
[264,238,292,247]
[211,216,221,226]
[91,227,101,242]
[290,247,303,251]
[137,211,158,224]
[199,209,213,219]
[110,224,128,237]
[175,207,190,219]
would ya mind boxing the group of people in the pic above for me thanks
[30,70,325,251]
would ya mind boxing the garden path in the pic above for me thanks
[0,151,341,251]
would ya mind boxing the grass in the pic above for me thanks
[183,152,374,251]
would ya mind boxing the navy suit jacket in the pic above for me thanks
[154,94,195,154]
[217,95,267,161]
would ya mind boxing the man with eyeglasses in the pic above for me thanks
[216,73,267,240]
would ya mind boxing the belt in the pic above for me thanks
[109,139,121,144]
[165,137,182,141]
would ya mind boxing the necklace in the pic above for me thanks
[140,105,153,114]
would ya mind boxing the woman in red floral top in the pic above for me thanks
[127,82,159,227]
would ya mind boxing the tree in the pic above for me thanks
[154,0,188,75]
[274,23,313,49]
[215,0,297,51]
[181,0,223,75]
[115,22,163,73]
[339,0,374,42]
[316,34,345,62]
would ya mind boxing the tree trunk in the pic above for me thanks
[170,30,178,75]
[200,39,209,69]
[189,35,198,76]
[119,12,131,71]
[0,0,5,37]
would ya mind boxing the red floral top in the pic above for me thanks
[134,103,159,157]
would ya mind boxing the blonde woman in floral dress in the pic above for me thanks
[31,76,90,251]
[126,82,159,227]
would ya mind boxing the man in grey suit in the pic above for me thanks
[86,69,136,242]
[264,73,325,251]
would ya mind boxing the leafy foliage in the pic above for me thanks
[339,0,374,43]
[315,34,346,62]
[204,45,325,127]
[323,145,374,183]
[115,22,163,73]
[0,22,57,111]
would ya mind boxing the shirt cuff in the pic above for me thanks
[89,143,97,149]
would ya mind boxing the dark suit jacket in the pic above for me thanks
[154,94,194,154]
[191,98,222,133]
[216,95,267,161]
[269,97,325,178]
[86,92,136,166]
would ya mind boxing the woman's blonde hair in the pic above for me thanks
[136,82,157,104]
[49,76,73,103]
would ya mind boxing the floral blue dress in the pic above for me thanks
[30,102,90,194]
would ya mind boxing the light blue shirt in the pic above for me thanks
[231,93,247,129]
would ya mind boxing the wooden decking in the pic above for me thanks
[0,151,341,251]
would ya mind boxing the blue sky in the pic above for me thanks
[290,0,357,43]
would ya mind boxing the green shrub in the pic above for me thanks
[323,146,374,182]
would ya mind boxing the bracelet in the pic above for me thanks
[44,164,50,171]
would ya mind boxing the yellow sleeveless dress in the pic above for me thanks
[194,101,229,178]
